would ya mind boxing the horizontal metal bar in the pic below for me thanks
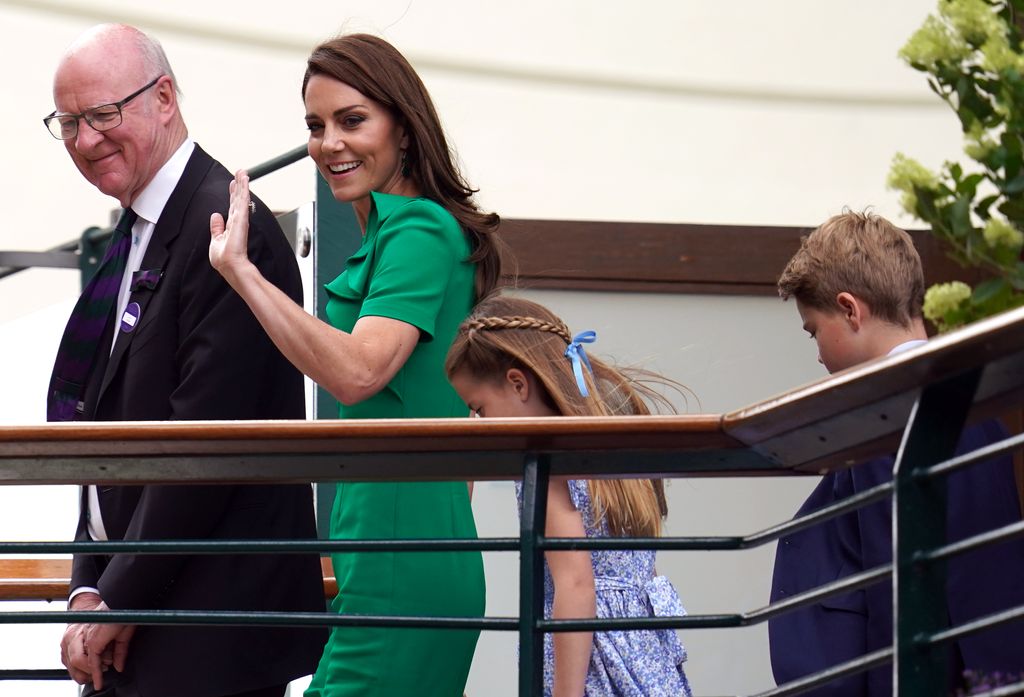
[914,430,1024,482]
[0,251,79,269]
[919,604,1024,648]
[750,647,892,697]
[0,537,521,555]
[743,563,891,624]
[248,144,308,180]
[0,545,891,629]
[543,480,889,559]
[540,613,744,631]
[540,535,745,551]
[0,146,306,283]
[0,607,758,633]
[0,609,520,630]
[0,502,904,562]
[912,519,1024,566]
[0,669,68,681]
[0,528,897,557]
[0,236,84,280]
[739,479,893,548]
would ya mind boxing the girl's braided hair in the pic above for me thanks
[464,315,572,343]
[446,294,690,537]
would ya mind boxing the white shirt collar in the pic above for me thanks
[887,339,928,356]
[130,138,195,223]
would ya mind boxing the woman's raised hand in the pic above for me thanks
[209,169,255,280]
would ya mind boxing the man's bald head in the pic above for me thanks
[51,24,187,207]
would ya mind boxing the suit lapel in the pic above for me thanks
[94,145,217,407]
[99,237,171,399]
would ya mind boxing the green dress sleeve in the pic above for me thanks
[359,198,467,341]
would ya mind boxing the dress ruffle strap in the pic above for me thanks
[645,575,689,666]
[646,575,686,618]
[592,574,690,666]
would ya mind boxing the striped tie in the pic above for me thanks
[46,208,137,422]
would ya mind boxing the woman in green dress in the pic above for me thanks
[208,34,503,697]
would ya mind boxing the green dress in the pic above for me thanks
[305,192,485,696]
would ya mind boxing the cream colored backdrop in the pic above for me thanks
[0,1,963,694]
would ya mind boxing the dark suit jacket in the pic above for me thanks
[769,419,1024,695]
[66,144,326,697]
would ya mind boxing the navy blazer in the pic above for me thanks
[65,145,326,697]
[769,419,1024,695]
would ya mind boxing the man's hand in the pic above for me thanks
[84,602,136,691]
[61,592,102,684]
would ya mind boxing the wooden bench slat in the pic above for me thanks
[0,558,337,601]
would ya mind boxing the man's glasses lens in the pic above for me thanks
[45,106,124,140]
[43,76,161,140]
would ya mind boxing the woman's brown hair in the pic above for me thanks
[303,34,504,298]
[445,294,678,537]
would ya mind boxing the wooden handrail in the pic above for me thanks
[0,307,1021,482]
[724,304,1024,472]
[0,558,337,602]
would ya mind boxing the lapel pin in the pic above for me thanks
[130,269,163,292]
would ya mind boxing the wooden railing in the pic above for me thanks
[1,305,1023,694]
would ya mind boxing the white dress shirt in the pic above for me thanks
[887,338,928,356]
[72,139,195,602]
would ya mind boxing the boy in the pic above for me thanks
[768,211,1024,695]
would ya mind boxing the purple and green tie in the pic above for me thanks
[46,208,137,422]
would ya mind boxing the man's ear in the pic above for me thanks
[836,292,866,331]
[505,368,531,403]
[154,76,177,119]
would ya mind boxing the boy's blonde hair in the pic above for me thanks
[445,294,670,538]
[777,211,924,326]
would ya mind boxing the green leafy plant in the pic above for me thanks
[888,0,1024,332]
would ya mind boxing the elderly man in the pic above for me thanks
[46,24,325,697]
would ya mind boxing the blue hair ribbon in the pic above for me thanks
[564,330,596,397]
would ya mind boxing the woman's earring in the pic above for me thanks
[401,150,410,177]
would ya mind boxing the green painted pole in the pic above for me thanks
[893,368,980,695]
[519,454,550,697]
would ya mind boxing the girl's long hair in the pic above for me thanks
[303,34,505,299]
[446,294,679,537]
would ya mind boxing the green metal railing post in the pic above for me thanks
[892,368,981,695]
[77,226,107,286]
[519,453,550,696]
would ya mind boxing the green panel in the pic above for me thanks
[313,172,363,540]
[519,454,550,696]
[893,368,980,695]
[78,226,107,289]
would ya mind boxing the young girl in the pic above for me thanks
[445,295,693,697]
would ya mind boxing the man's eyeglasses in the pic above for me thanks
[43,75,163,141]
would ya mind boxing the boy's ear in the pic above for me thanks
[836,291,866,330]
[505,368,531,403]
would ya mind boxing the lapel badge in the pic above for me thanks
[120,302,142,333]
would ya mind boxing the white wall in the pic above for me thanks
[470,288,827,696]
[0,0,965,694]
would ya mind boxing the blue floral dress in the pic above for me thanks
[516,480,693,696]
